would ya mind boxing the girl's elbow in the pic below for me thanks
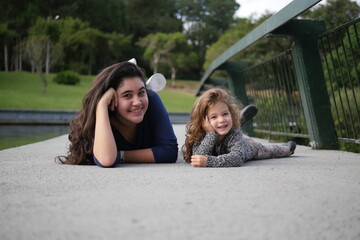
[169,146,179,163]
[94,155,117,168]
[154,146,178,163]
[168,152,178,163]
[100,160,116,168]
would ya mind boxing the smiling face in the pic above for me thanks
[115,77,148,126]
[207,101,233,136]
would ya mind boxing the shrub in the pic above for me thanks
[53,71,80,85]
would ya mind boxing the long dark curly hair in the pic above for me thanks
[55,61,147,165]
[182,87,242,163]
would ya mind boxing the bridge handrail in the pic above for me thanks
[197,0,322,95]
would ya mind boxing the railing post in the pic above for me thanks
[273,19,337,148]
[221,61,254,136]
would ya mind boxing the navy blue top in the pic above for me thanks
[93,90,178,167]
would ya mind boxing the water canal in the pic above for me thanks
[0,125,69,150]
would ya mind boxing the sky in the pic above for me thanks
[235,0,360,18]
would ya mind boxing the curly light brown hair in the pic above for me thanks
[182,87,242,163]
[55,61,147,165]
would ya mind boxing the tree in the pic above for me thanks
[0,0,45,71]
[164,33,198,86]
[23,35,48,93]
[138,33,173,74]
[204,13,291,72]
[177,0,239,73]
[138,32,198,84]
[322,26,360,90]
[0,0,132,73]
[60,0,128,34]
[125,0,182,39]
[106,32,133,64]
[55,17,92,73]
[0,23,18,71]
[203,18,255,70]
[303,0,360,29]
[28,17,63,74]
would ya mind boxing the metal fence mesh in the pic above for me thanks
[318,18,360,144]
[242,53,309,139]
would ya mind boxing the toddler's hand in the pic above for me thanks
[191,155,208,167]
[202,116,215,132]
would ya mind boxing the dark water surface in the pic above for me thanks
[0,125,69,150]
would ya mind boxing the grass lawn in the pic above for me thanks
[0,71,198,112]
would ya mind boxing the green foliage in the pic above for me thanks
[126,0,183,39]
[1,0,359,77]
[62,0,128,34]
[23,35,49,67]
[204,18,256,70]
[205,0,360,74]
[138,32,198,80]
[138,32,171,72]
[252,92,307,135]
[204,14,292,72]
[177,0,240,70]
[329,87,360,142]
[303,0,360,29]
[0,23,18,45]
[322,25,360,91]
[53,71,80,85]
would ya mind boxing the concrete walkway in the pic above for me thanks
[1,124,359,240]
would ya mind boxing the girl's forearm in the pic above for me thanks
[93,103,118,166]
[123,148,155,163]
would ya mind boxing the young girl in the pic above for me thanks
[56,61,178,167]
[182,88,296,167]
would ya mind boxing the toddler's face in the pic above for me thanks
[207,102,233,136]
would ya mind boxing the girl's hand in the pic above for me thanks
[191,155,208,167]
[98,88,118,111]
[202,116,215,132]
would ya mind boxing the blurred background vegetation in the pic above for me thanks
[1,0,359,92]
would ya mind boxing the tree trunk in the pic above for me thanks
[37,66,47,94]
[153,53,159,74]
[4,45,8,72]
[14,51,18,71]
[45,40,50,74]
[19,48,22,71]
[171,66,176,87]
[31,61,35,73]
[15,40,20,71]
[88,51,93,75]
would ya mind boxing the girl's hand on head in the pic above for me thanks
[98,88,118,111]
[202,116,215,132]
[191,155,208,167]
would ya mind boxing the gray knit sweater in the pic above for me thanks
[192,129,247,167]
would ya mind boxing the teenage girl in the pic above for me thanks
[56,61,178,167]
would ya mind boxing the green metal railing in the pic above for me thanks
[197,0,360,149]
[241,53,309,139]
[196,0,322,94]
[318,18,360,144]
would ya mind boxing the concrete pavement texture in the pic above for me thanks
[1,124,359,240]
